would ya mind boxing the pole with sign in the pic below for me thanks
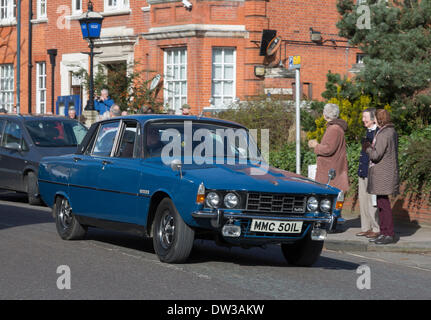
[289,56,301,175]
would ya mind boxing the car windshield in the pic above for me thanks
[25,120,88,147]
[145,121,262,162]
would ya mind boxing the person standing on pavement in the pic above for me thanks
[308,103,350,194]
[363,109,399,245]
[356,108,380,239]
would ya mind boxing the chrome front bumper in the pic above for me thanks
[192,210,336,225]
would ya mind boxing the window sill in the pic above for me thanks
[65,14,83,21]
[101,9,132,17]
[31,18,48,24]
[0,19,17,27]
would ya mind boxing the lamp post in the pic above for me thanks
[78,1,104,111]
[47,49,57,114]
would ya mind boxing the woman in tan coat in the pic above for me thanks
[308,103,349,194]
[363,109,399,245]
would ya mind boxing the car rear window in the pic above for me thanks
[25,120,88,147]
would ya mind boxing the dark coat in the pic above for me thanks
[358,127,378,178]
[366,124,400,196]
[314,119,349,193]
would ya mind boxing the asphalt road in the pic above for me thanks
[1,191,430,300]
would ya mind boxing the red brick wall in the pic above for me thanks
[343,188,431,226]
[1,0,360,115]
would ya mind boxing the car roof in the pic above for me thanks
[0,114,75,122]
[105,114,247,129]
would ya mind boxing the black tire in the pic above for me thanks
[281,231,324,267]
[54,196,87,240]
[152,198,194,263]
[26,172,42,205]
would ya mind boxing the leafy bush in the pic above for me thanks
[269,142,316,177]
[73,62,163,113]
[216,96,294,152]
[399,126,431,198]
[306,73,391,144]
[345,142,361,197]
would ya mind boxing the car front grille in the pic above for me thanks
[246,192,307,214]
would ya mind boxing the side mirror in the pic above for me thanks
[5,142,22,152]
[327,169,336,185]
[170,159,183,178]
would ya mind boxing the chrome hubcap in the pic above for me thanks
[158,210,175,250]
[58,199,73,230]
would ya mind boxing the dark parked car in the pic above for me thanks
[0,115,87,204]
[38,115,344,266]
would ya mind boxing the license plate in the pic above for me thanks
[250,219,303,234]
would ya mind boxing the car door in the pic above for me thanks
[68,121,120,219]
[95,120,143,224]
[0,120,29,191]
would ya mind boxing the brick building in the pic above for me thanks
[0,0,362,115]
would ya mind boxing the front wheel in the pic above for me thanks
[281,231,324,267]
[54,196,87,240]
[152,198,195,263]
[26,172,42,205]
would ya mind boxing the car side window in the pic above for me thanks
[115,121,138,158]
[92,121,120,157]
[1,121,23,150]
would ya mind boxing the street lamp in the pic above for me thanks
[78,1,104,111]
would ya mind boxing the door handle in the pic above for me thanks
[73,157,82,162]
[102,160,112,166]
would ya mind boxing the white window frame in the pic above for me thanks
[0,0,16,23]
[0,64,14,113]
[164,48,187,114]
[104,0,129,12]
[37,0,47,19]
[36,62,47,114]
[211,47,236,109]
[71,0,82,15]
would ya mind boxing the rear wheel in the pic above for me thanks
[54,196,87,240]
[26,172,42,205]
[281,231,324,267]
[152,198,194,263]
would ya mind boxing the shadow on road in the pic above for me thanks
[85,228,155,254]
[1,190,360,271]
[84,229,360,270]
[0,191,28,204]
[0,193,52,231]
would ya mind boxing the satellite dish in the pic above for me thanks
[266,36,282,56]
[150,74,161,91]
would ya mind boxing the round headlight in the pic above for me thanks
[224,193,239,209]
[320,199,332,212]
[206,192,220,208]
[307,197,319,212]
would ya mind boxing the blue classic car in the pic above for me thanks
[38,115,344,266]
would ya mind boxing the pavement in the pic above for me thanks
[325,212,431,253]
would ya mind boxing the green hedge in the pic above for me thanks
[269,126,431,200]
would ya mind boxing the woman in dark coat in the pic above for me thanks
[364,109,399,245]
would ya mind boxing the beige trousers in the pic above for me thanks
[358,177,380,232]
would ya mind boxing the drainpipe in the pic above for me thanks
[28,0,33,113]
